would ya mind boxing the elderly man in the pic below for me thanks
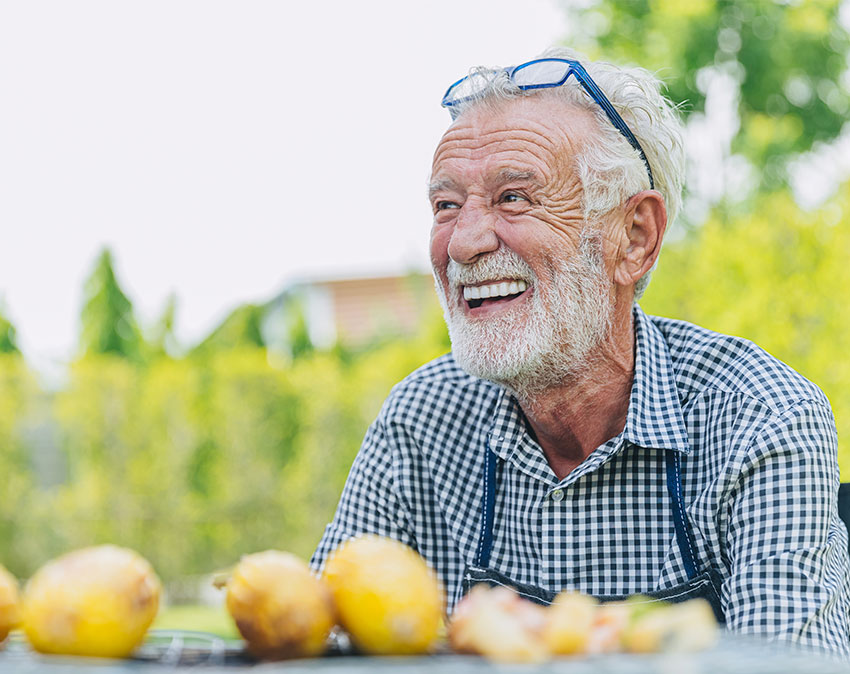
[311,48,850,654]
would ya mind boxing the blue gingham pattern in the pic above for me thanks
[311,306,850,656]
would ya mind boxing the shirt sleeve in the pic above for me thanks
[310,415,415,574]
[723,399,850,656]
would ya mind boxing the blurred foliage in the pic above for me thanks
[149,293,179,359]
[0,310,19,354]
[79,249,145,362]
[191,305,266,357]
[280,296,316,361]
[0,319,448,584]
[154,604,238,639]
[643,182,850,473]
[0,354,39,574]
[564,0,850,189]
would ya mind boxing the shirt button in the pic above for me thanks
[551,489,564,502]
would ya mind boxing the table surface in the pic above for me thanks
[2,630,849,673]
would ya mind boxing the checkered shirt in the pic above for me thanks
[311,306,850,655]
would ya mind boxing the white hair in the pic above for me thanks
[448,47,686,300]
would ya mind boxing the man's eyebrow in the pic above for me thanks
[427,171,541,199]
[427,178,458,200]
[496,169,541,185]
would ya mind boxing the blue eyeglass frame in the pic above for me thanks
[441,57,655,190]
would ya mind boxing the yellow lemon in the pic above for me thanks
[0,564,21,643]
[22,545,161,658]
[324,535,443,655]
[226,550,335,660]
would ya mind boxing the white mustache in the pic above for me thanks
[447,248,536,288]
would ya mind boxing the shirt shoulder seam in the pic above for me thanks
[679,383,831,416]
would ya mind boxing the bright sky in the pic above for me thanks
[0,0,565,373]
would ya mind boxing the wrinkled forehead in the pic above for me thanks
[431,95,598,180]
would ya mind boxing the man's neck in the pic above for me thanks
[514,312,636,481]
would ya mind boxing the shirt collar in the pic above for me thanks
[488,391,532,462]
[624,305,691,454]
[487,305,691,462]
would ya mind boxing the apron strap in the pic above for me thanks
[665,448,698,579]
[474,439,498,568]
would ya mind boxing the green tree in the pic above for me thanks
[6,286,451,581]
[563,0,850,193]
[79,248,145,361]
[286,300,314,360]
[150,293,180,358]
[191,304,266,357]
[0,354,39,576]
[0,308,19,354]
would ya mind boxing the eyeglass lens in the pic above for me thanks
[512,60,572,88]
[447,70,499,103]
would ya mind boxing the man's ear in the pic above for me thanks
[613,191,667,289]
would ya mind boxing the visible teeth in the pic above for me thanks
[462,279,529,302]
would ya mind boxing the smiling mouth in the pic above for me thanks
[462,279,529,309]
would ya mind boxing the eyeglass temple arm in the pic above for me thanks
[568,65,655,189]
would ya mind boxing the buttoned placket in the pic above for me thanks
[538,437,629,590]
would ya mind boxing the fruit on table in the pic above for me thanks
[621,602,675,653]
[449,585,548,663]
[0,564,21,644]
[22,545,161,658]
[586,601,633,653]
[323,535,444,655]
[225,550,335,660]
[542,590,598,655]
[621,597,718,653]
[449,585,719,660]
[665,598,719,651]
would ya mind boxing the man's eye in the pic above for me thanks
[435,200,460,211]
[501,192,527,204]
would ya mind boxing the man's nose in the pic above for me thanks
[446,203,500,265]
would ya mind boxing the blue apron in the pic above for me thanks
[461,445,726,622]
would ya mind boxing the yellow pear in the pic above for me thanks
[22,545,161,658]
[226,550,335,660]
[0,564,21,644]
[323,535,443,655]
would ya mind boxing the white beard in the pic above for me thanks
[434,231,614,397]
